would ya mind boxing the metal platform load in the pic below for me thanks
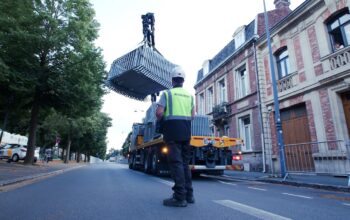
[106,45,175,100]
[105,13,175,101]
[191,115,212,136]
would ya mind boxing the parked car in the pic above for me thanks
[0,144,40,163]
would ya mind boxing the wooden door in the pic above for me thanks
[341,92,350,137]
[281,104,314,172]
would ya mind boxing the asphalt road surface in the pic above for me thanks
[0,163,349,220]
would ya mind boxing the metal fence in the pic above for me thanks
[283,140,350,176]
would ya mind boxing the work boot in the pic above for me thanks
[163,197,187,207]
[186,196,195,204]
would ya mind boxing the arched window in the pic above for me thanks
[328,10,350,51]
[275,48,290,79]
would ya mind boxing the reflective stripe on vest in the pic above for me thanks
[164,88,193,121]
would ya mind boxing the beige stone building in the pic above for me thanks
[257,0,350,175]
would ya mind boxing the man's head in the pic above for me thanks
[171,66,185,87]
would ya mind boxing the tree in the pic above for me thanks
[121,132,132,157]
[0,0,107,164]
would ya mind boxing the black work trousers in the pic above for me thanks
[166,140,193,201]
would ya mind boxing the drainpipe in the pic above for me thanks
[253,34,267,173]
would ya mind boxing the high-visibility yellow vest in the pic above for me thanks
[164,87,193,121]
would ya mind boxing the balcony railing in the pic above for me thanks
[277,71,297,93]
[320,46,350,74]
[328,47,350,71]
[212,102,230,120]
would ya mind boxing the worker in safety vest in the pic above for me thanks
[156,66,195,207]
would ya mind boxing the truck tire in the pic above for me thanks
[129,153,135,169]
[143,153,151,173]
[132,153,137,169]
[151,152,159,175]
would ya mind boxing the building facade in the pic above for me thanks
[194,0,291,171]
[257,0,350,175]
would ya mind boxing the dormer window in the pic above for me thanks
[203,60,210,76]
[233,26,246,49]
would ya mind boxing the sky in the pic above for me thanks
[90,0,305,151]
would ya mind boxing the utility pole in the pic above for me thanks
[263,0,287,178]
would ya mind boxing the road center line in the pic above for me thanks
[282,193,312,199]
[248,187,267,191]
[214,200,292,220]
[343,203,350,206]
[218,180,237,186]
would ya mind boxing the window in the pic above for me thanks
[224,125,230,136]
[235,66,249,99]
[206,87,213,114]
[328,11,350,51]
[233,26,246,48]
[203,60,210,76]
[276,48,290,79]
[198,93,205,115]
[239,116,251,151]
[217,79,227,104]
[210,126,214,136]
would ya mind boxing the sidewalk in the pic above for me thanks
[224,170,350,193]
[0,159,87,187]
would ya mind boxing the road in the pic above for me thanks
[0,163,349,220]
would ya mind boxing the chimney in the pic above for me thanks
[274,0,290,9]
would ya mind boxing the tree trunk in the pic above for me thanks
[0,95,13,144]
[77,151,80,163]
[64,138,71,164]
[24,91,40,165]
[61,148,64,160]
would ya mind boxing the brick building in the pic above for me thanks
[194,0,291,171]
[257,0,350,174]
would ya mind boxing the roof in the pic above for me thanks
[195,5,293,88]
[195,20,256,85]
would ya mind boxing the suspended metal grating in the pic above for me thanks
[191,115,212,136]
[106,45,175,100]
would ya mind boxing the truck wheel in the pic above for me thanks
[12,154,19,162]
[151,152,159,175]
[144,154,151,173]
[132,154,137,169]
[129,153,135,169]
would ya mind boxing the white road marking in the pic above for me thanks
[248,187,267,191]
[218,180,237,186]
[343,203,350,206]
[282,193,312,199]
[154,178,173,186]
[214,200,292,220]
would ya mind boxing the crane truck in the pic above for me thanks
[126,104,243,176]
[106,13,243,175]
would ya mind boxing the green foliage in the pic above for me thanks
[0,0,110,163]
[121,132,132,157]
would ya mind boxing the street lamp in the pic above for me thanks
[263,0,287,178]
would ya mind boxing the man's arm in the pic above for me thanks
[191,107,195,119]
[156,105,164,121]
[156,92,166,121]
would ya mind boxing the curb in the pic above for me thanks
[0,165,85,187]
[258,178,350,193]
[203,174,350,193]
